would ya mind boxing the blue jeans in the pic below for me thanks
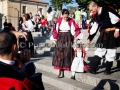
[82,20,87,29]
[48,20,52,25]
[40,26,46,35]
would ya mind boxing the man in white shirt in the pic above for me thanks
[81,9,87,29]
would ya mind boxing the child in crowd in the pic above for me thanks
[71,43,89,80]
[40,15,47,35]
[46,17,57,37]
[50,17,58,43]
[50,17,57,35]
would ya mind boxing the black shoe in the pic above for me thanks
[104,71,111,75]
[86,68,96,74]
[71,76,75,80]
[57,75,64,78]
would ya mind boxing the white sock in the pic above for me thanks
[72,71,75,76]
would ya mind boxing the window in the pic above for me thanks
[23,6,26,14]
[39,8,42,15]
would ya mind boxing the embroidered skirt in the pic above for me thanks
[52,32,74,70]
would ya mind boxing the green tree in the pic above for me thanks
[76,0,120,10]
[67,6,76,14]
[50,0,73,10]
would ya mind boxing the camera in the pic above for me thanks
[18,35,27,51]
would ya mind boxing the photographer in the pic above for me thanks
[0,31,44,90]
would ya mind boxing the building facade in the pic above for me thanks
[0,0,48,30]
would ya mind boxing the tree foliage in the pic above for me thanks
[76,0,120,10]
[67,6,76,14]
[50,0,73,10]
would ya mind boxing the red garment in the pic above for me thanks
[53,18,81,39]
[34,17,40,23]
[88,29,90,34]
[92,13,95,18]
[74,49,89,71]
[40,18,47,26]
[0,77,33,90]
[74,49,86,59]
[54,66,71,71]
[109,6,115,10]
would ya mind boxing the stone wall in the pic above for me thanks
[0,0,48,30]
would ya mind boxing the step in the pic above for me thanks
[32,57,120,90]
[36,69,101,90]
[35,50,52,57]
[34,38,50,42]
[44,83,62,90]
[35,50,44,55]
[34,43,53,48]
[80,29,99,43]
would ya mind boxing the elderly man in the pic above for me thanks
[86,1,120,75]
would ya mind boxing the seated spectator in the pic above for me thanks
[3,22,9,31]
[8,23,16,31]
[34,14,41,32]
[0,31,44,90]
[40,15,47,35]
[49,17,57,36]
[50,17,57,41]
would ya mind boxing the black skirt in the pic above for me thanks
[52,31,74,70]
[26,32,34,50]
[96,30,120,49]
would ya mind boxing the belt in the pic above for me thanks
[105,27,116,32]
[59,30,70,32]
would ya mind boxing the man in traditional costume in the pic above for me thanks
[86,1,120,75]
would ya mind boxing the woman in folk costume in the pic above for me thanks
[22,14,34,57]
[86,1,120,75]
[71,43,89,80]
[52,9,83,78]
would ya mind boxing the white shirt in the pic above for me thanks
[0,58,15,65]
[22,20,34,31]
[59,21,71,31]
[98,7,102,14]
[76,52,82,58]
[81,12,87,18]
[47,12,54,21]
[38,11,42,17]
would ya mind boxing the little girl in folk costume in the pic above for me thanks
[71,43,89,80]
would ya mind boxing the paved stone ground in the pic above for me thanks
[32,31,120,90]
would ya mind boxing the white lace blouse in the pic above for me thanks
[59,21,70,31]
